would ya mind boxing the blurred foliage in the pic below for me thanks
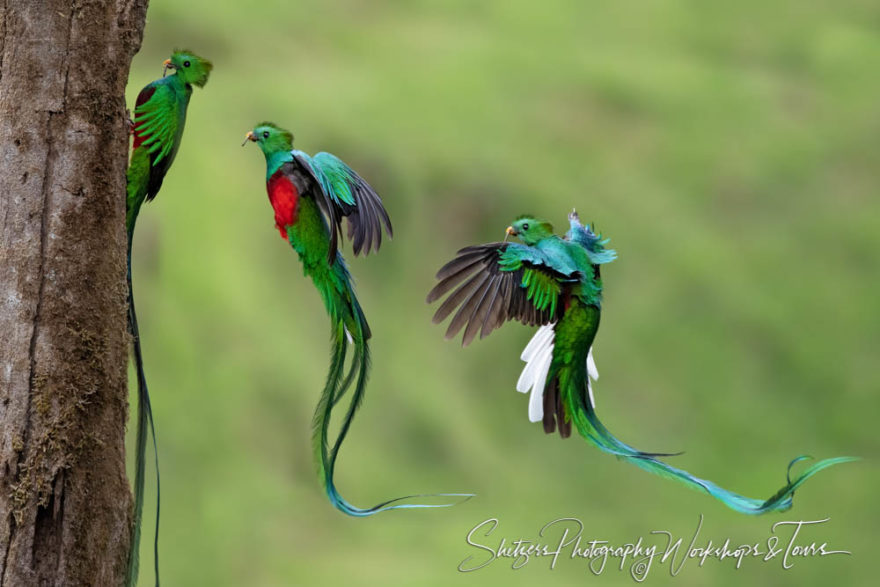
[126,0,878,584]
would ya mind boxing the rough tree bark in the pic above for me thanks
[0,1,148,584]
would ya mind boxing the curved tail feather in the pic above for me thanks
[560,366,857,514]
[312,285,473,516]
[125,232,161,587]
[330,329,359,408]
[520,325,677,457]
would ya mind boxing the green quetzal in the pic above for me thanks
[427,211,855,514]
[244,122,470,515]
[126,49,212,585]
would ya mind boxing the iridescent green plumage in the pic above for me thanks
[245,123,469,515]
[126,49,211,587]
[428,211,856,514]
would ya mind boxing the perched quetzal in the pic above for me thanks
[126,50,212,585]
[427,211,855,514]
[244,123,470,515]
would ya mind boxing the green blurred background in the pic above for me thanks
[127,1,878,584]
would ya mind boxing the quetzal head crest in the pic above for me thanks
[164,50,213,87]
[244,122,294,156]
[506,215,554,245]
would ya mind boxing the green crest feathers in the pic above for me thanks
[170,49,213,87]
[514,214,553,233]
[256,122,294,146]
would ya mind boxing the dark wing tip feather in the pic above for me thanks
[427,242,561,345]
[446,272,491,342]
[461,274,500,347]
[333,169,392,258]
[434,269,486,328]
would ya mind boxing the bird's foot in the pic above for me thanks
[126,109,135,135]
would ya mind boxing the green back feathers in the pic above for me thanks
[168,50,213,87]
[310,153,358,206]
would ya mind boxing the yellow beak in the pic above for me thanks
[242,131,256,147]
[162,59,173,77]
[506,226,516,236]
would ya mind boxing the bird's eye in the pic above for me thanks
[522,223,529,230]
[262,131,270,139]
[183,60,191,67]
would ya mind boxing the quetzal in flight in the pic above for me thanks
[244,123,470,516]
[428,210,855,514]
[126,50,212,585]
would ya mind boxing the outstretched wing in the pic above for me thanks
[132,83,179,201]
[291,150,392,262]
[426,243,580,346]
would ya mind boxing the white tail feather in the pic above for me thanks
[586,348,598,408]
[528,344,554,422]
[517,325,555,421]
[520,324,553,361]
[515,359,538,394]
[517,324,600,421]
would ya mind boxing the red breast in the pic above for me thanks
[267,171,299,239]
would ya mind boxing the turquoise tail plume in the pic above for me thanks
[312,279,473,516]
[560,366,857,514]
[125,230,161,587]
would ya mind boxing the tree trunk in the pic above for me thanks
[0,1,148,584]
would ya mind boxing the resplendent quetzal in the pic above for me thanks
[244,122,471,515]
[126,49,212,585]
[427,210,855,514]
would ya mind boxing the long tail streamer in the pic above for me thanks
[560,366,857,514]
[125,231,161,587]
[312,287,473,516]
